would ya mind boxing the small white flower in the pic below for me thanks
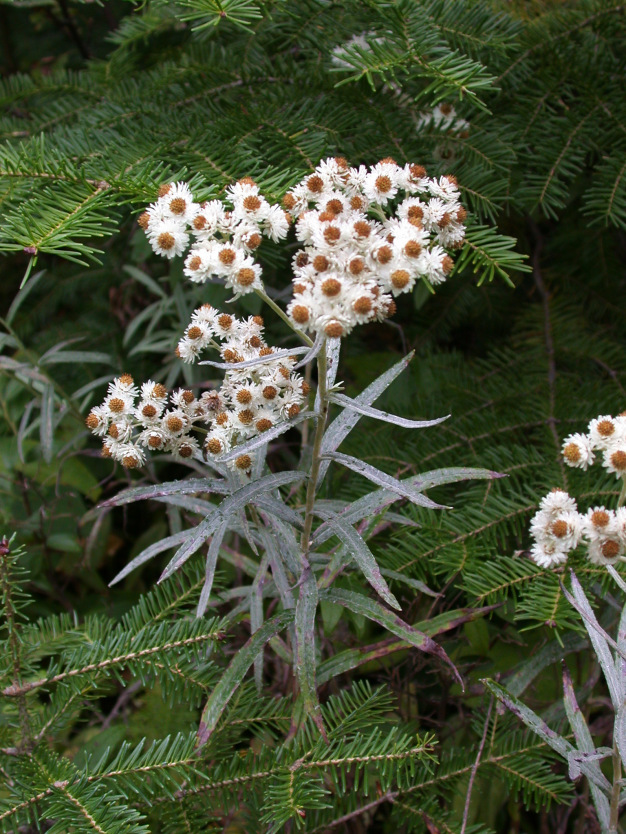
[562,432,594,470]
[603,443,626,478]
[588,415,621,449]
[148,220,189,259]
[530,540,569,569]
[538,489,578,517]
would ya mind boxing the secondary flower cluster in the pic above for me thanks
[561,412,626,477]
[283,156,466,338]
[86,308,308,474]
[178,305,309,471]
[529,489,626,568]
[85,376,210,468]
[138,180,290,296]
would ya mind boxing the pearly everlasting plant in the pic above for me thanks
[529,411,626,569]
[487,410,626,834]
[87,157,493,738]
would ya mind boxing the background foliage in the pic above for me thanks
[1,0,626,830]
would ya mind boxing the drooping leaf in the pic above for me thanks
[197,610,294,746]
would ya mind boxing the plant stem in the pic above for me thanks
[254,289,314,347]
[300,342,328,557]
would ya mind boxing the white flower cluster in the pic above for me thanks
[138,180,290,296]
[87,309,309,475]
[282,156,466,338]
[561,412,626,478]
[529,489,626,569]
[86,375,211,467]
[177,305,309,472]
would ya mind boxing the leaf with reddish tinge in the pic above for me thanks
[197,610,294,747]
[295,564,327,739]
[320,588,462,687]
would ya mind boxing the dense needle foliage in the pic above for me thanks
[1,0,626,831]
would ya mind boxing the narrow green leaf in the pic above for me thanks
[197,610,294,746]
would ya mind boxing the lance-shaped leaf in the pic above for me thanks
[196,520,229,618]
[197,610,295,747]
[329,392,449,430]
[40,384,55,463]
[158,471,307,583]
[320,588,461,685]
[255,524,296,610]
[250,553,270,690]
[254,495,303,528]
[562,664,612,827]
[98,477,229,509]
[484,678,611,793]
[322,452,446,510]
[317,352,411,484]
[615,702,626,773]
[199,345,308,370]
[219,411,316,462]
[314,466,502,544]
[318,605,496,684]
[561,571,624,708]
[314,515,400,610]
[109,529,192,586]
[294,330,325,369]
[295,564,326,739]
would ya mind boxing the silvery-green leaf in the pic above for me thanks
[252,442,268,480]
[73,374,114,401]
[567,749,612,780]
[199,346,308,370]
[562,572,625,707]
[563,664,612,802]
[41,350,112,365]
[109,529,192,586]
[313,515,400,610]
[99,478,229,509]
[329,393,449,429]
[219,411,316,462]
[317,352,411,484]
[322,452,446,509]
[321,587,461,685]
[380,569,439,598]
[484,679,572,759]
[154,495,218,516]
[324,337,341,388]
[616,701,626,772]
[254,495,303,527]
[314,467,501,544]
[40,385,54,463]
[198,610,294,747]
[262,515,301,577]
[295,564,326,738]
[294,331,325,369]
[196,520,229,617]
[17,399,36,463]
[317,605,497,685]
[158,471,307,582]
[256,525,295,610]
[250,553,270,691]
[6,268,46,325]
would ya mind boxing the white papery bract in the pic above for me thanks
[87,309,308,474]
[282,157,465,339]
[529,409,626,569]
[138,178,290,296]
